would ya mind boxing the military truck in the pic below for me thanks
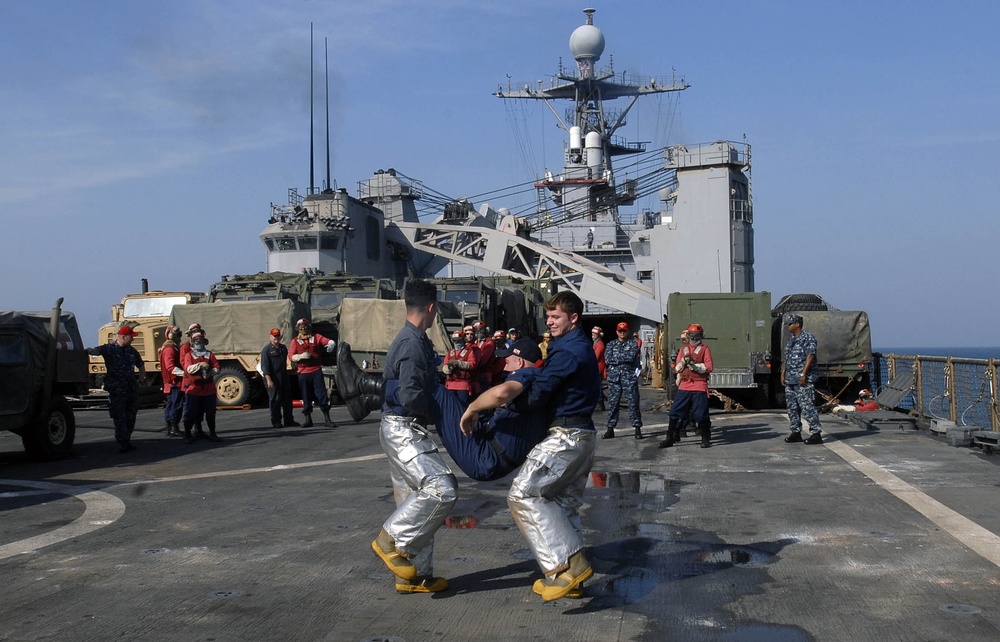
[1,299,89,459]
[89,286,208,395]
[170,299,310,406]
[661,292,872,409]
[428,276,545,337]
[663,292,774,407]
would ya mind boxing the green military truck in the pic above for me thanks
[1,299,89,459]
[663,292,873,409]
[664,292,774,407]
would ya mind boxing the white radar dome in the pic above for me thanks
[569,24,604,62]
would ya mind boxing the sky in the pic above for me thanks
[1,0,997,349]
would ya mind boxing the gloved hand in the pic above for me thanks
[634,367,641,378]
[675,362,685,374]
[455,360,471,370]
[325,341,336,353]
[172,367,185,377]
[684,356,695,370]
[291,352,308,362]
[442,364,453,375]
[693,363,707,374]
[186,363,204,375]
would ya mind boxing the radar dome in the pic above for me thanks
[569,24,605,62]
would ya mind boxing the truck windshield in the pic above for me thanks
[123,296,189,318]
[441,288,478,305]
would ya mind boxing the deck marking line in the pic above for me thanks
[0,479,126,561]
[824,439,1000,568]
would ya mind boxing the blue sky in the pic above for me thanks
[1,1,997,348]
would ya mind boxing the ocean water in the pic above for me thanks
[875,347,1000,360]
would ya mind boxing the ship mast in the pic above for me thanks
[495,8,688,231]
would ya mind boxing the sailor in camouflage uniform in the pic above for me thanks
[781,314,824,444]
[88,326,145,453]
[601,321,643,439]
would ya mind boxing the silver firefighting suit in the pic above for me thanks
[507,425,596,575]
[380,414,458,576]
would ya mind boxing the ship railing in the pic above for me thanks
[872,353,999,431]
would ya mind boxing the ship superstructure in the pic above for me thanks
[259,8,755,326]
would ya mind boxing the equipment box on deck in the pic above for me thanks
[849,410,918,432]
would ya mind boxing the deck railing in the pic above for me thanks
[873,354,999,431]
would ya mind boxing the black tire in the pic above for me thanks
[771,293,830,317]
[21,396,76,460]
[215,367,251,406]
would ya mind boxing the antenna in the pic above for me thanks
[309,23,315,194]
[325,37,331,192]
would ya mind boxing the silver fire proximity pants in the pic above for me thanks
[379,414,458,576]
[508,426,597,576]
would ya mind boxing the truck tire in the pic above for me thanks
[21,396,76,460]
[215,367,251,406]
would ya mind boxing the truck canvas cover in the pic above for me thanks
[338,299,451,355]
[169,300,310,354]
[791,310,872,375]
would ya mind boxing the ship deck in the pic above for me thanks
[3,386,1000,641]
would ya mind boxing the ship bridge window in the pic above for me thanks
[320,236,339,250]
[277,238,296,251]
[264,239,275,251]
[298,237,318,250]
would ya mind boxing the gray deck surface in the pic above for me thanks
[3,386,1000,642]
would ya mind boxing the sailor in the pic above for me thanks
[538,331,551,360]
[260,327,299,429]
[87,325,145,453]
[833,388,879,415]
[491,330,509,384]
[782,314,824,444]
[659,323,713,449]
[442,330,478,405]
[158,325,185,437]
[602,321,643,440]
[462,321,483,397]
[473,321,496,392]
[592,326,607,411]
[462,291,600,602]
[178,323,205,437]
[288,318,336,428]
[371,279,456,595]
[506,327,521,349]
[180,330,222,444]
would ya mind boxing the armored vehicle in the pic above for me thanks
[1,298,89,459]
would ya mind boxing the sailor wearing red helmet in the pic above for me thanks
[288,317,336,428]
[602,321,643,440]
[659,323,714,449]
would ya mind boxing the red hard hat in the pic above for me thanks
[686,323,704,333]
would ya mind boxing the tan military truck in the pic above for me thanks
[89,287,208,397]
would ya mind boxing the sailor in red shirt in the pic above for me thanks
[288,318,337,428]
[473,321,495,392]
[442,330,478,404]
[592,326,607,410]
[659,323,714,449]
[181,330,221,443]
[158,325,184,437]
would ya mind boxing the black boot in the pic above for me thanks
[658,418,678,449]
[166,421,181,437]
[184,423,195,444]
[336,342,385,422]
[322,410,337,428]
[194,422,206,439]
[302,412,314,428]
[207,429,221,442]
[634,426,644,440]
[602,427,615,439]
[698,419,712,448]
